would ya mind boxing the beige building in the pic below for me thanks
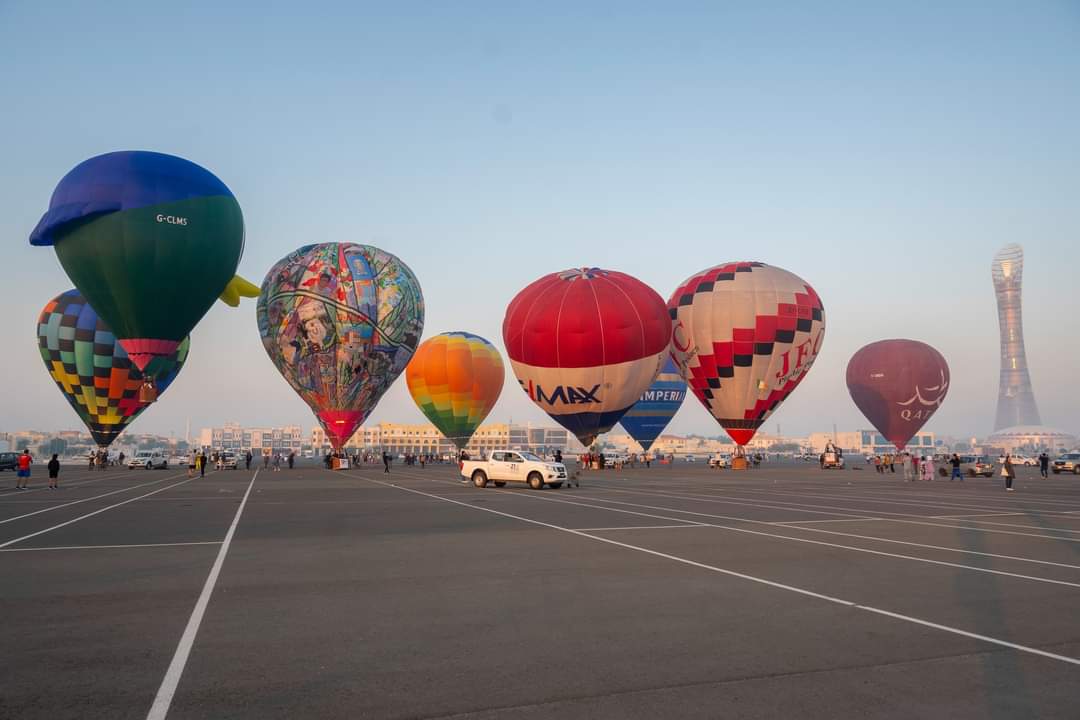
[310,422,578,456]
[198,423,305,455]
[808,430,937,455]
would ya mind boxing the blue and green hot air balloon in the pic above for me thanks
[30,151,254,372]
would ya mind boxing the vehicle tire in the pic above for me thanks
[1074,466,1080,475]
[548,482,563,489]
[967,469,976,477]
[493,481,507,488]
[163,462,168,469]
[528,472,544,490]
[472,471,488,488]
[1053,469,1060,474]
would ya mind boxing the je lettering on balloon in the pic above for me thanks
[667,262,826,447]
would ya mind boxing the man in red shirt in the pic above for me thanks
[16,449,33,489]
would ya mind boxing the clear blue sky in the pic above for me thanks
[2,1,1078,440]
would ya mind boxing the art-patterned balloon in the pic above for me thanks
[846,339,950,450]
[406,332,504,449]
[257,243,424,449]
[619,355,686,453]
[37,289,189,447]
[30,151,244,371]
[668,262,825,446]
[503,267,671,447]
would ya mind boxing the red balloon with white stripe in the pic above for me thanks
[503,267,672,447]
[668,262,825,446]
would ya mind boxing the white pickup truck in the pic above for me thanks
[461,450,568,489]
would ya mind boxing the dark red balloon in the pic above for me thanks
[846,339,950,450]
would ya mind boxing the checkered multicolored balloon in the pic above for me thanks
[37,289,190,447]
[668,262,825,446]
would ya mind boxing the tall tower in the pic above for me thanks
[991,244,1040,430]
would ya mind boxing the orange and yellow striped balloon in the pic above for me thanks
[406,332,504,449]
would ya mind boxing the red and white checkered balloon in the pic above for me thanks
[667,262,826,446]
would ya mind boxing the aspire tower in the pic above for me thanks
[991,244,1041,430]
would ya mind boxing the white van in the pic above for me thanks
[128,450,167,470]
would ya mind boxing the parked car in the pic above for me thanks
[998,454,1036,466]
[708,454,730,469]
[956,455,994,477]
[128,450,167,470]
[461,450,567,489]
[1052,453,1080,475]
[684,455,697,463]
[0,452,19,472]
[219,452,238,470]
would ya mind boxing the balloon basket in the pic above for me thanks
[331,457,350,470]
[731,456,749,471]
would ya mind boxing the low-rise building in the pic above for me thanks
[808,430,938,456]
[198,423,305,456]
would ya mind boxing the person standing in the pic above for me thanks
[47,453,60,489]
[922,455,935,481]
[264,453,270,469]
[1003,453,1016,492]
[245,450,252,471]
[272,453,281,472]
[16,449,33,489]
[118,451,125,466]
[383,451,391,474]
[950,453,963,481]
[188,450,197,478]
[1039,451,1050,479]
[88,452,96,471]
[902,452,913,482]
[287,451,295,469]
[199,451,207,478]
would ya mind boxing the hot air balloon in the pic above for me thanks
[30,151,246,372]
[503,267,671,447]
[37,289,190,448]
[406,332,504,449]
[619,355,686,453]
[257,243,424,449]
[846,339,949,450]
[668,262,825,447]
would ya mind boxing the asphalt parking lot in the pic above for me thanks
[2,460,1079,719]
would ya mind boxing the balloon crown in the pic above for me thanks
[558,267,608,281]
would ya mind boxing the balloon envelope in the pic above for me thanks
[619,356,686,453]
[668,262,826,446]
[37,289,189,447]
[257,243,424,449]
[406,332,504,449]
[503,267,671,447]
[30,151,244,370]
[846,339,950,450]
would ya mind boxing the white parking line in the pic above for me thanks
[592,485,1080,543]
[487,485,1080,589]
[576,524,706,531]
[362,476,1080,667]
[146,471,258,720]
[0,478,194,549]
[0,470,132,497]
[0,541,222,552]
[0,472,188,525]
